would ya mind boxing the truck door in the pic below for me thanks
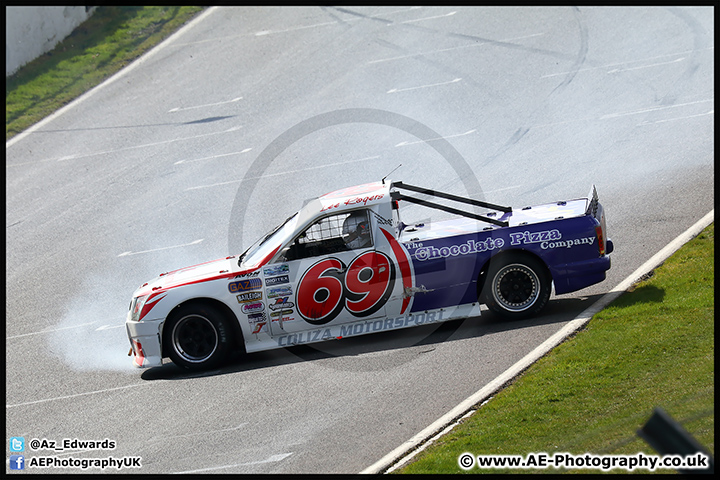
[264,208,395,336]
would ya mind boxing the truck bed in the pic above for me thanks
[398,198,589,243]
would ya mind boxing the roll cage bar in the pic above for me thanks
[390,182,512,228]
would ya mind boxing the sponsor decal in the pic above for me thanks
[270,309,295,320]
[372,211,393,226]
[414,237,504,261]
[248,312,266,323]
[509,229,562,245]
[278,328,334,347]
[268,286,293,298]
[265,275,290,286]
[234,270,260,279]
[270,307,295,330]
[263,264,289,277]
[228,278,262,293]
[541,236,596,249]
[320,194,385,212]
[409,230,591,259]
[345,194,384,206]
[508,229,594,249]
[275,309,446,347]
[269,297,295,311]
[237,291,263,303]
[247,312,267,334]
[241,302,265,314]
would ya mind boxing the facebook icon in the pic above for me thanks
[10,455,25,470]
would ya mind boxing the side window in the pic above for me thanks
[284,210,372,261]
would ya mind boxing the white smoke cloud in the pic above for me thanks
[45,234,227,372]
[46,271,136,372]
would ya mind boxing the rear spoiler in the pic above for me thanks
[585,185,599,217]
[585,185,613,255]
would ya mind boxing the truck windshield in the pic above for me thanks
[239,212,299,268]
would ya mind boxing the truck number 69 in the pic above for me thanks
[296,252,396,325]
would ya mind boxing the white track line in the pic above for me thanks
[361,209,714,474]
[388,11,456,26]
[6,383,153,409]
[600,99,713,120]
[168,97,242,113]
[387,78,461,94]
[174,452,293,473]
[117,239,203,257]
[6,321,99,340]
[175,149,252,165]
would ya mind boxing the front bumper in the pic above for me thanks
[126,313,164,368]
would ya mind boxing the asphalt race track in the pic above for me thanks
[6,7,714,474]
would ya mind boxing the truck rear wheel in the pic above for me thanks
[482,254,551,319]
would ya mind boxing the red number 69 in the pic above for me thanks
[296,258,345,325]
[297,252,395,325]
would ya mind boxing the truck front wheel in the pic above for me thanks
[163,303,231,369]
[482,254,551,319]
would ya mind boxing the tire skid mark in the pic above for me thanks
[483,7,588,166]
[659,7,712,106]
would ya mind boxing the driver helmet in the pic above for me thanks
[342,211,371,249]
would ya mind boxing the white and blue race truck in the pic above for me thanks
[126,180,613,369]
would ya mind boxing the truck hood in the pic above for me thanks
[134,256,243,296]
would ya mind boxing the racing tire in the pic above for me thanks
[482,254,551,320]
[163,303,232,370]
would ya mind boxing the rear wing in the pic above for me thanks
[585,185,599,217]
[585,184,613,255]
[390,182,512,227]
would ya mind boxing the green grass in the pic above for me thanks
[6,6,205,140]
[398,224,714,474]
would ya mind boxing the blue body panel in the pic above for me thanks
[398,198,611,312]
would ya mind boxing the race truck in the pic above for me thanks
[126,180,613,369]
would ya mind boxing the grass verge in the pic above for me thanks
[397,224,714,474]
[6,6,205,140]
